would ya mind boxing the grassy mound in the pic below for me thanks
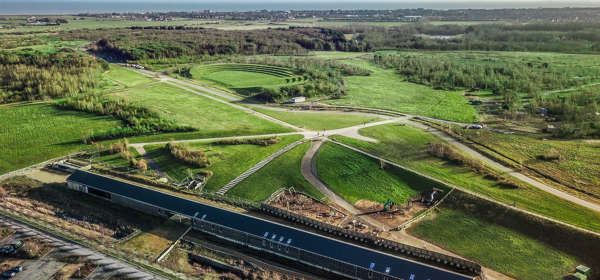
[190,63,306,93]
[316,142,443,204]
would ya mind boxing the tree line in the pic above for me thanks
[59,27,371,61]
[0,49,106,103]
[56,93,194,142]
[345,22,600,54]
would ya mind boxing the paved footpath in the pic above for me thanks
[299,140,513,280]
[404,119,600,213]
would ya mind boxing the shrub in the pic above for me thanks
[57,93,195,142]
[213,137,281,146]
[165,141,210,168]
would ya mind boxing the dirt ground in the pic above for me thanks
[268,190,349,226]
[353,199,427,230]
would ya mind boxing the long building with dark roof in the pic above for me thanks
[66,170,477,280]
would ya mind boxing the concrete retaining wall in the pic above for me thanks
[260,204,482,276]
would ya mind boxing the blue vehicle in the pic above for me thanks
[0,271,16,278]
[8,266,23,273]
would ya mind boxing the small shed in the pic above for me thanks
[292,96,306,103]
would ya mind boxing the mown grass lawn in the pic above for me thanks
[110,82,293,143]
[410,206,577,280]
[331,123,600,232]
[253,107,383,131]
[105,65,154,88]
[0,104,122,174]
[325,58,479,123]
[190,63,302,90]
[229,141,324,202]
[145,135,303,192]
[316,142,437,204]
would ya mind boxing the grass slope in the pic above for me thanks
[331,123,600,232]
[110,82,293,142]
[316,142,437,204]
[253,107,383,131]
[325,59,478,123]
[411,207,577,280]
[105,65,154,88]
[145,135,303,192]
[229,141,324,202]
[465,129,600,198]
[0,104,122,174]
[190,63,302,89]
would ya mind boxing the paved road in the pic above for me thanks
[0,214,167,280]
[404,119,600,213]
[129,67,600,215]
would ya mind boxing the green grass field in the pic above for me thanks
[464,130,600,198]
[190,63,305,95]
[252,107,383,130]
[105,65,154,88]
[0,104,122,174]
[411,201,578,280]
[316,142,439,204]
[109,82,293,142]
[331,123,600,232]
[229,141,325,202]
[144,135,303,192]
[325,58,479,123]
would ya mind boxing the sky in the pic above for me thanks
[18,0,600,2]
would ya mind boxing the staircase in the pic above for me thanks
[215,140,305,195]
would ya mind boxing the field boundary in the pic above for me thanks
[327,139,600,237]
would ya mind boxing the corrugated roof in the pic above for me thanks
[67,170,473,280]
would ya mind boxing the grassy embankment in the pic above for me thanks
[316,142,441,204]
[109,82,294,143]
[411,191,599,280]
[331,123,600,232]
[252,107,383,131]
[144,135,303,193]
[324,58,478,123]
[463,129,600,198]
[230,141,325,202]
[105,65,154,88]
[189,63,305,96]
[0,104,123,174]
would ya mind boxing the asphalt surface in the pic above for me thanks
[68,170,473,280]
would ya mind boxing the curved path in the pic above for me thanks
[300,140,513,280]
[131,66,600,214]
[403,119,600,213]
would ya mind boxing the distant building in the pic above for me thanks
[291,96,306,103]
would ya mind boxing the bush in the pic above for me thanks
[165,141,210,168]
[213,137,281,146]
[427,142,523,189]
[57,93,195,142]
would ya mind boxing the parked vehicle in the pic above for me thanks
[11,241,23,249]
[1,271,16,278]
[0,246,15,255]
[464,124,484,129]
[8,266,23,273]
